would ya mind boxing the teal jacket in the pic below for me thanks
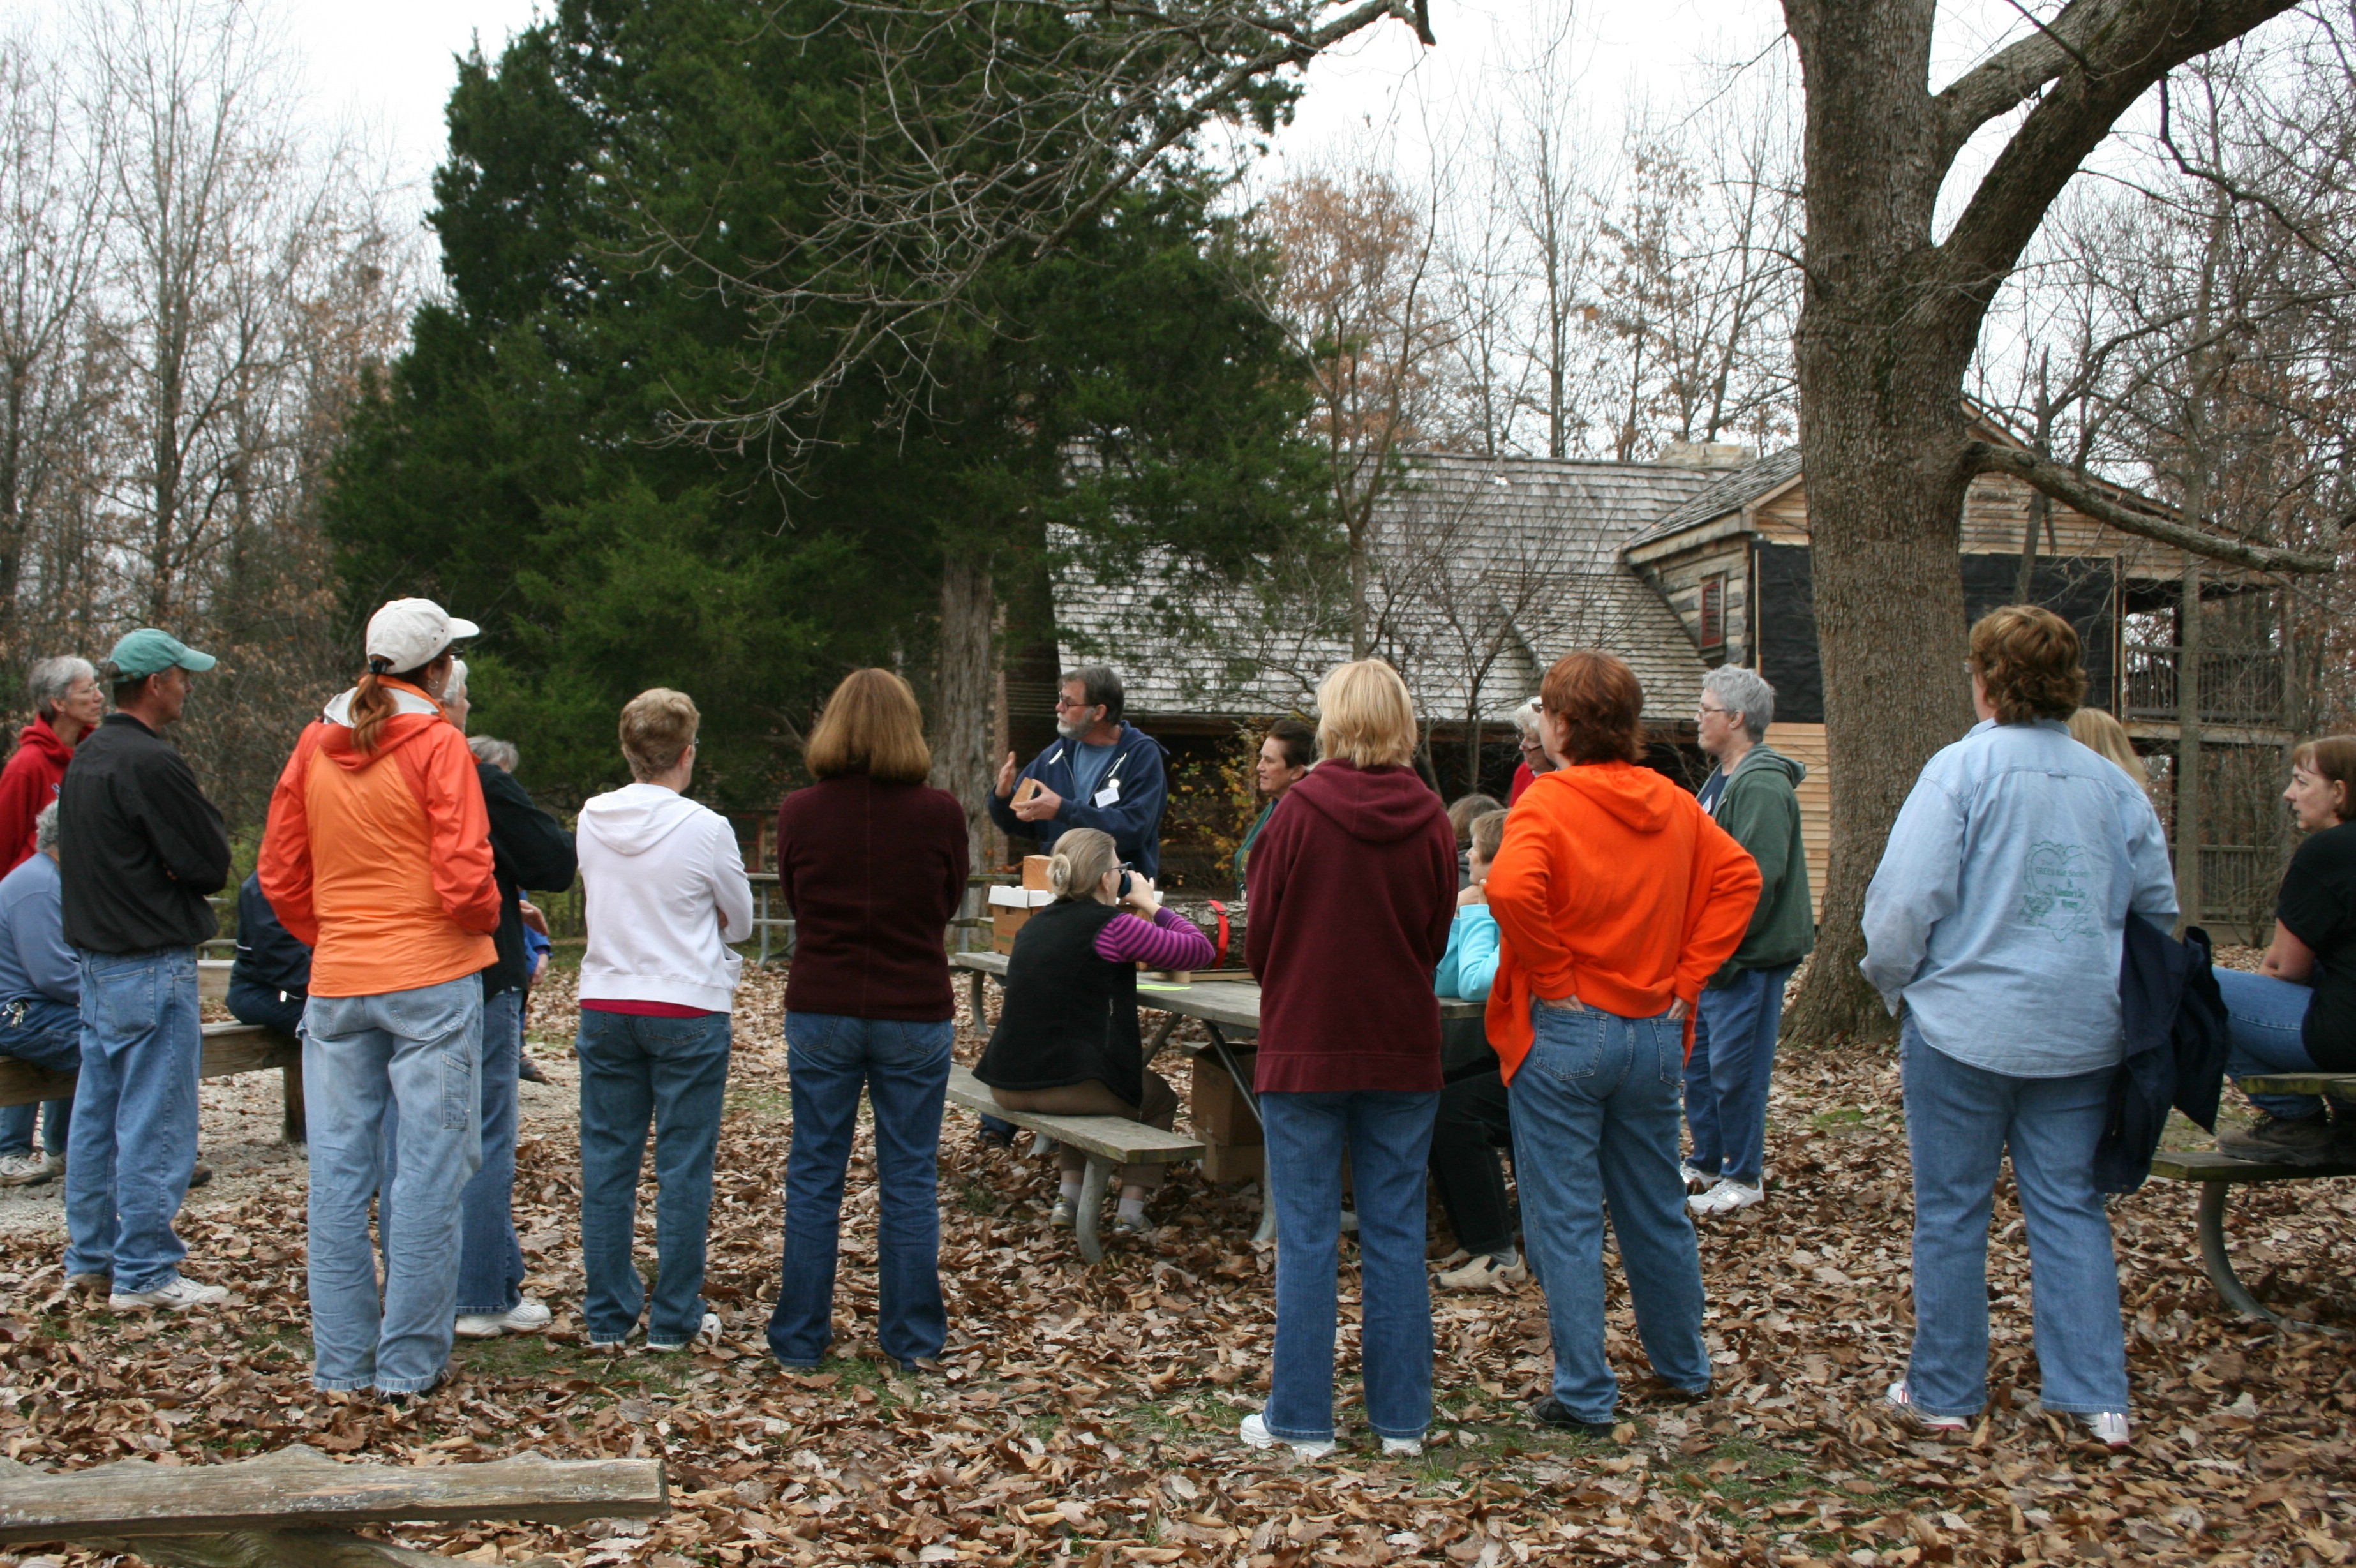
[1706,742,1815,983]
[1434,904,1500,1000]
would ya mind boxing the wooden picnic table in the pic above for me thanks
[2239,1072,2356,1101]
[951,950,1484,1242]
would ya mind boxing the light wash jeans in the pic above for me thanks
[304,975,483,1394]
[0,996,81,1158]
[1900,1021,2128,1419]
[63,948,202,1292]
[1683,962,1796,1186]
[1509,1001,1710,1424]
[1261,1089,1438,1444]
[380,987,526,1315]
[2215,967,2323,1121]
[577,1008,731,1345]
[768,1012,952,1370]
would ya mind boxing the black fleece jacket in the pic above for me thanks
[59,713,230,953]
[481,761,576,996]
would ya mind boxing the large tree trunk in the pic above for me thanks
[933,552,998,870]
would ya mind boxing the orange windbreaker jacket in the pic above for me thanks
[257,679,499,999]
[1484,761,1762,1083]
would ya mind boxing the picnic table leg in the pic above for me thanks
[967,971,987,1029]
[280,1060,306,1146]
[1143,1012,1179,1066]
[756,881,772,966]
[2196,1179,2315,1331]
[1074,1155,1114,1264]
[1199,1023,1277,1246]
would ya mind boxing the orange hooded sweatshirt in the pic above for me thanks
[1484,761,1762,1083]
[257,678,499,999]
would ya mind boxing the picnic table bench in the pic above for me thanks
[0,1444,666,1566]
[944,1064,1202,1264]
[0,1020,304,1145]
[2150,1070,2356,1330]
[951,950,1485,1249]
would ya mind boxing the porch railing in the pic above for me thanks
[2121,645,2283,727]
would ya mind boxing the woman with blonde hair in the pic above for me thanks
[574,689,754,1354]
[1240,658,1456,1458]
[768,669,970,1371]
[976,826,1212,1237]
[1862,606,2175,1449]
[2068,707,2151,792]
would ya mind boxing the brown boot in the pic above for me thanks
[2218,1112,2337,1165]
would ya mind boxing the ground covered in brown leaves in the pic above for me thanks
[1,960,2353,1567]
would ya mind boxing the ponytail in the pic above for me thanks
[349,657,398,754]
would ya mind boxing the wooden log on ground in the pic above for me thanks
[0,1444,666,1546]
[89,1527,562,1568]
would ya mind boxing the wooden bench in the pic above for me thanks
[2148,1148,2356,1331]
[944,1063,1204,1264]
[0,1444,665,1566]
[0,1021,304,1145]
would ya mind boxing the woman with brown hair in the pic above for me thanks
[768,669,969,1371]
[1861,606,2177,1449]
[2214,735,2356,1162]
[1484,652,1759,1435]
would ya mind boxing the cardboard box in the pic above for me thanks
[1198,1139,1264,1184]
[1021,854,1053,891]
[987,885,1055,953]
[1189,1050,1261,1147]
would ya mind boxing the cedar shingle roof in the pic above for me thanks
[1622,447,1802,552]
[1054,451,1727,726]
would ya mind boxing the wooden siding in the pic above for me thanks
[1744,470,2189,583]
[1763,721,1830,924]
[1656,541,1752,664]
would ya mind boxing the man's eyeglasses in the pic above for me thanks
[1055,694,1096,712]
[1697,704,1731,717]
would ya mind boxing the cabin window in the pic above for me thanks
[1698,574,1726,650]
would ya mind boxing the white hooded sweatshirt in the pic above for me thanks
[576,782,755,1013]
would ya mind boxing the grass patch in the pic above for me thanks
[1809,1107,1870,1128]
[727,1086,793,1119]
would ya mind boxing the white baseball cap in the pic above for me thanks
[366,598,480,673]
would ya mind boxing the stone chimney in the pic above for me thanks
[1658,440,1756,468]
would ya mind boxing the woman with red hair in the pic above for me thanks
[1485,652,1759,1435]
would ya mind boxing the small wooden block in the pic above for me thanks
[1012,778,1045,809]
[1020,852,1053,889]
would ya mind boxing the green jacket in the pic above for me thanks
[1707,742,1815,983]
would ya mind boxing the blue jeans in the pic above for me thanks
[1684,964,1795,1185]
[1509,1002,1710,1424]
[63,948,202,1292]
[381,987,525,1315]
[2216,968,2322,1120]
[577,1007,732,1345]
[0,996,81,1158]
[1900,1022,2127,1418]
[768,1013,952,1370]
[304,976,484,1393]
[1261,1089,1437,1444]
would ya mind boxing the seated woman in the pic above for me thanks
[1431,808,1521,1290]
[2216,737,2356,1163]
[976,828,1214,1235]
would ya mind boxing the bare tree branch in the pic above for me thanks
[1963,438,2341,571]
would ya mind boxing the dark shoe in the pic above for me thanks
[1532,1397,1616,1436]
[382,1363,456,1406]
[517,1054,550,1084]
[2218,1113,2337,1165]
[186,1162,214,1189]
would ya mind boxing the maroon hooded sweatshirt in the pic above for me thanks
[1244,759,1458,1093]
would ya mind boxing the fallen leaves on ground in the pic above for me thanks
[0,959,2350,1567]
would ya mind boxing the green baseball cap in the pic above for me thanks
[107,629,217,678]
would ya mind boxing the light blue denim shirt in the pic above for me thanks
[1860,718,2178,1077]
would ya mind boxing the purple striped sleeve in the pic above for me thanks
[1094,907,1218,971]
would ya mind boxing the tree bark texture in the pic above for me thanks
[1777,0,2306,1042]
[933,552,998,870]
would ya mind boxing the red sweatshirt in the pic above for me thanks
[0,719,74,874]
[1244,760,1457,1093]
[777,773,970,1021]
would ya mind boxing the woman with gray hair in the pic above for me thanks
[0,658,101,1180]
[1507,698,1552,804]
[1682,664,1813,1216]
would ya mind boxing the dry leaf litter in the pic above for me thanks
[0,951,2346,1566]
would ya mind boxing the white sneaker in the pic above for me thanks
[1239,1412,1334,1459]
[2083,1411,2130,1449]
[1436,1253,1528,1291]
[454,1298,553,1340]
[647,1311,721,1352]
[1883,1380,1967,1432]
[1678,1162,1713,1192]
[0,1151,59,1186]
[1689,1177,1764,1216]
[1381,1435,1424,1458]
[110,1274,229,1312]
